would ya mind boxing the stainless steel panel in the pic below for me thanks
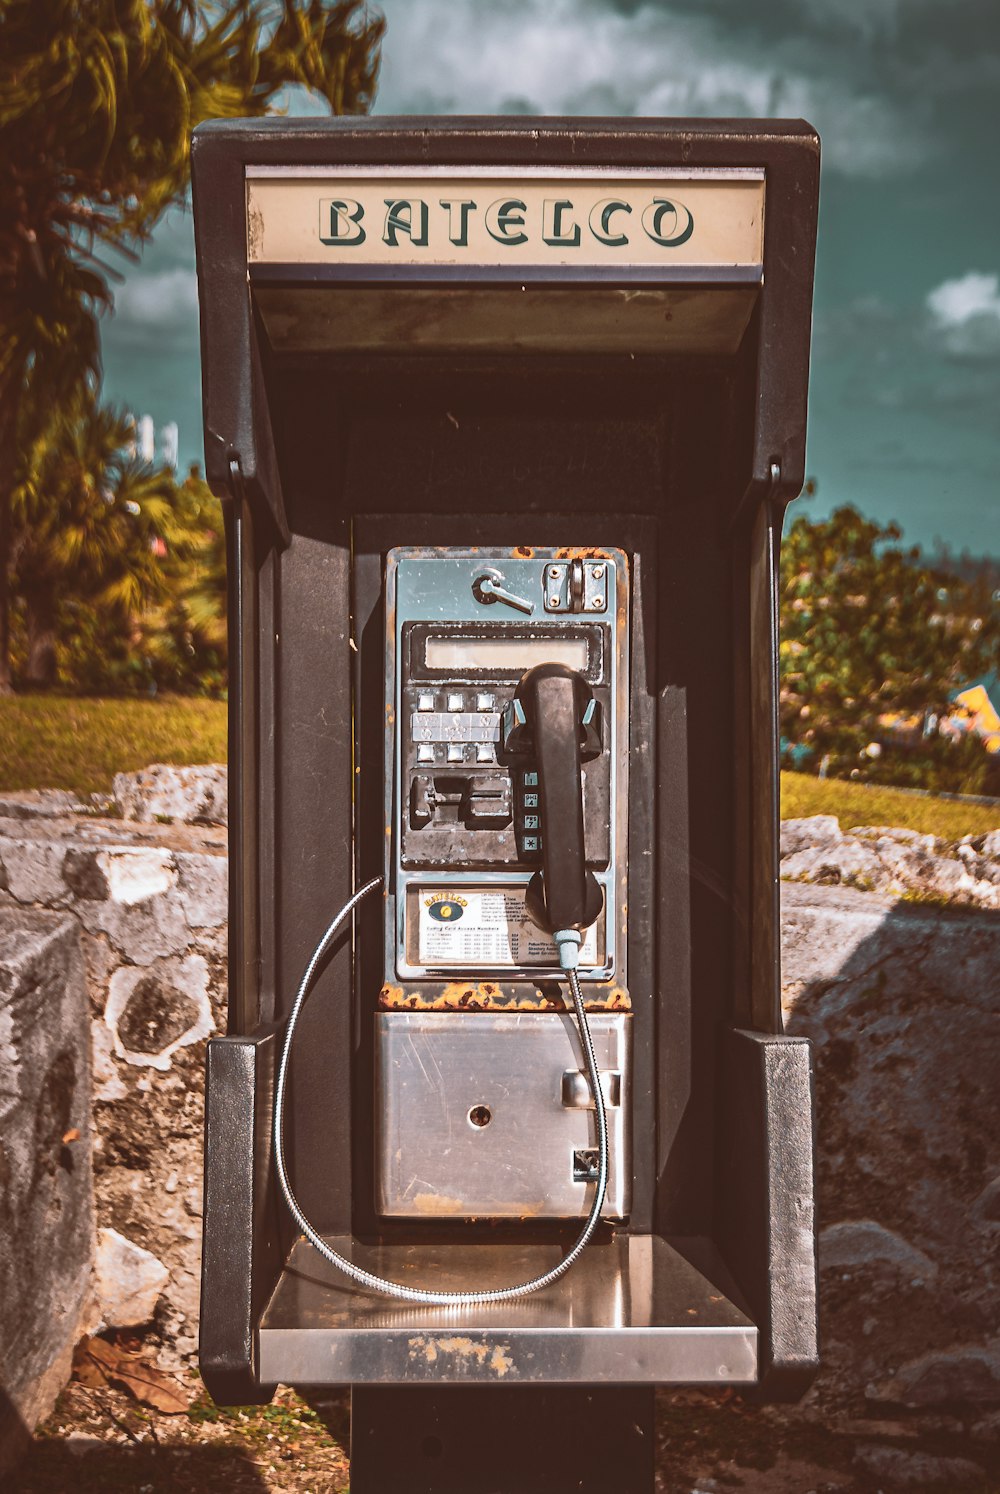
[376,1012,631,1219]
[257,1234,758,1386]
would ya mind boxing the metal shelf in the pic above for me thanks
[258,1233,756,1386]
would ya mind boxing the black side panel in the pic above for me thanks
[200,1032,281,1406]
[716,1027,818,1400]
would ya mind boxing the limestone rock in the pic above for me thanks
[781,837,885,891]
[104,955,214,1071]
[96,847,176,904]
[0,910,94,1467]
[780,816,1000,909]
[779,814,842,858]
[113,764,227,827]
[869,1342,1000,1409]
[94,1227,169,1327]
[0,789,84,820]
[819,1220,937,1280]
[174,850,228,929]
[783,881,1000,1440]
[853,1443,983,1486]
[76,887,190,966]
[973,1175,1000,1224]
[0,835,70,904]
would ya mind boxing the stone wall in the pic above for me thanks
[0,908,94,1473]
[0,771,227,1374]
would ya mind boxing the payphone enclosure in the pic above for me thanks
[193,118,821,1414]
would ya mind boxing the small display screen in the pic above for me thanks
[425,635,589,672]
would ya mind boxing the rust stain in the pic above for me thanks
[554,546,613,559]
[410,1192,466,1215]
[379,972,627,1012]
[407,1336,516,1377]
[513,545,534,558]
[379,982,568,1011]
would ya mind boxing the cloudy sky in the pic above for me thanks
[101,0,1000,555]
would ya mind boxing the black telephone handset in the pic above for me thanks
[503,662,604,937]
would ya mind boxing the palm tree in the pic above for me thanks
[0,0,385,690]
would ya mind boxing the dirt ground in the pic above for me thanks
[11,1367,998,1493]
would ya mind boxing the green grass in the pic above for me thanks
[0,694,227,797]
[0,697,996,841]
[781,770,999,842]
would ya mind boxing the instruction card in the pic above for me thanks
[416,887,601,968]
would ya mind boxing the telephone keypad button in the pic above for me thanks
[447,743,465,763]
[447,692,464,711]
[417,693,435,712]
[476,743,495,763]
[417,744,435,764]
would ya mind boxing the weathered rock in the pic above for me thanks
[781,837,886,891]
[853,1443,984,1486]
[76,885,192,966]
[973,1175,1000,1224]
[94,1226,169,1327]
[779,814,842,858]
[104,955,214,1071]
[0,833,71,904]
[783,880,1000,1437]
[0,789,84,820]
[0,910,94,1472]
[779,812,1000,909]
[869,1343,1000,1410]
[174,851,228,928]
[97,846,176,903]
[113,763,227,826]
[819,1221,937,1280]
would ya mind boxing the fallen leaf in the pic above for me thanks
[72,1335,120,1388]
[71,1334,190,1414]
[113,1360,190,1415]
[62,1128,80,1144]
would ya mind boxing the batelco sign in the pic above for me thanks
[246,170,764,270]
[318,193,696,249]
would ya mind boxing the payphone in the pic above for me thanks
[193,114,821,1493]
[378,547,628,1223]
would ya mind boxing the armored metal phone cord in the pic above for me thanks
[273,874,610,1305]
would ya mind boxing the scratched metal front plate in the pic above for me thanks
[376,1011,631,1220]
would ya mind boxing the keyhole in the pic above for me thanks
[468,1104,492,1128]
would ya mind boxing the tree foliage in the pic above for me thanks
[780,506,1000,794]
[0,0,384,687]
[11,393,227,693]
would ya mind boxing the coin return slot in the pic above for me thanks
[573,1148,600,1182]
[468,1104,493,1128]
